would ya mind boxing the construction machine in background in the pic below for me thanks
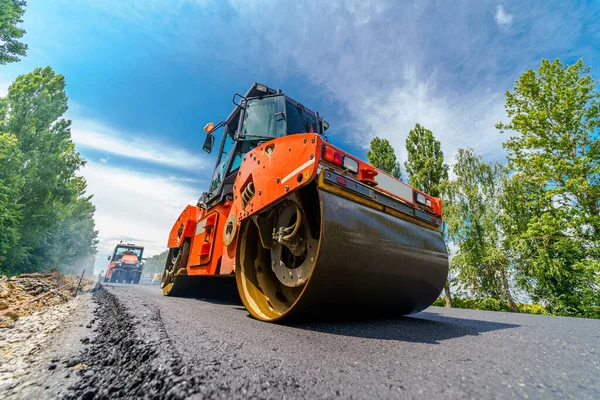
[105,242,145,284]
[161,83,448,322]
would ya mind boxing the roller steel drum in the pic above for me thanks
[236,189,449,322]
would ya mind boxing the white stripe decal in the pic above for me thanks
[281,158,316,184]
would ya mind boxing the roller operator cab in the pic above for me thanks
[105,241,145,284]
[162,83,449,322]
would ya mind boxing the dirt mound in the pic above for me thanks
[0,269,94,327]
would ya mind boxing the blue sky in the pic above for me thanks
[1,0,599,270]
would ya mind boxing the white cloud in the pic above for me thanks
[71,119,208,171]
[223,1,517,169]
[495,5,513,25]
[360,71,508,168]
[218,1,591,171]
[82,161,200,272]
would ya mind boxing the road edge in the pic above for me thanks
[64,285,204,399]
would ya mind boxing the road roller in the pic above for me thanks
[161,83,448,322]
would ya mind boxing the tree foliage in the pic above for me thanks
[0,133,24,266]
[0,0,27,64]
[442,148,516,308]
[144,250,168,274]
[0,67,98,275]
[497,59,600,317]
[404,124,448,197]
[366,137,402,179]
[403,123,452,305]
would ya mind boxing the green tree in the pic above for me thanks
[0,133,24,270]
[47,195,99,269]
[0,67,98,274]
[442,148,517,309]
[404,124,448,197]
[144,250,168,274]
[366,137,402,179]
[0,0,27,64]
[496,59,599,317]
[404,123,452,306]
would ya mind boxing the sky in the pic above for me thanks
[1,0,599,272]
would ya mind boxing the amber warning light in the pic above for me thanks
[204,122,215,133]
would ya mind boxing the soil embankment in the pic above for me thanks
[0,269,93,328]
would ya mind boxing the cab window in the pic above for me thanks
[286,100,317,134]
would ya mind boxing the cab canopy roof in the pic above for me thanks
[223,82,327,130]
[116,241,144,249]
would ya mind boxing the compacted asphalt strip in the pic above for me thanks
[67,282,599,399]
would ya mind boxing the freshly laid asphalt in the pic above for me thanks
[97,282,599,399]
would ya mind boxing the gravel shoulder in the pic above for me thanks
[0,290,94,399]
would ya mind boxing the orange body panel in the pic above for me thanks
[120,254,139,264]
[186,202,231,276]
[230,133,322,222]
[166,133,443,278]
[167,204,201,249]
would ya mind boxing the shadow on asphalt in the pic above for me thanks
[192,295,243,306]
[167,275,243,305]
[286,312,520,344]
[181,278,242,306]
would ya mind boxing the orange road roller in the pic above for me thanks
[105,241,145,284]
[161,83,448,322]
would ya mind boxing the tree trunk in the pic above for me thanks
[444,280,452,307]
[499,267,519,312]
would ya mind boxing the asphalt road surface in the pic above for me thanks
[87,282,598,399]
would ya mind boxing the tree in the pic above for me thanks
[442,148,517,309]
[0,133,24,270]
[404,124,448,197]
[0,0,27,64]
[404,123,452,306]
[144,250,168,274]
[366,137,402,179]
[0,67,98,274]
[496,59,599,317]
[47,194,99,269]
